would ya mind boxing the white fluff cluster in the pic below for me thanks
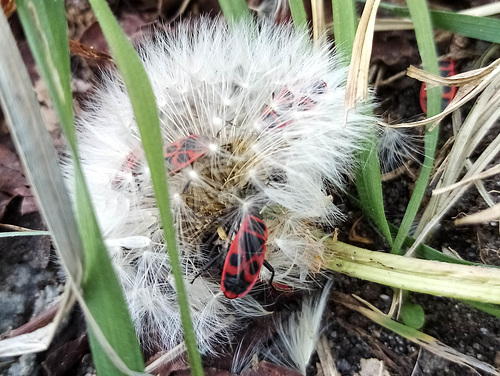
[73,17,374,353]
[264,279,333,374]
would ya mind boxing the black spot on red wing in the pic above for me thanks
[180,136,198,151]
[165,156,173,166]
[241,231,265,261]
[263,110,277,122]
[313,80,327,94]
[248,260,260,276]
[248,216,267,237]
[175,152,191,164]
[166,144,179,154]
[223,271,250,295]
[229,253,241,268]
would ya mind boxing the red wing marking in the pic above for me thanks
[165,135,210,175]
[420,58,458,115]
[112,149,143,188]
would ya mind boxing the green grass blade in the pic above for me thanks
[355,138,394,245]
[288,0,308,28]
[333,0,393,245]
[462,300,500,318]
[218,0,250,21]
[380,3,500,44]
[14,1,145,374]
[391,0,441,255]
[86,1,203,374]
[15,0,74,144]
[331,0,357,55]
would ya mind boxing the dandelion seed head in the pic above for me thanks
[71,17,375,353]
[378,126,423,173]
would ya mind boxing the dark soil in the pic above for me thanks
[1,0,499,375]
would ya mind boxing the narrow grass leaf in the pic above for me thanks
[86,1,203,374]
[331,0,357,56]
[288,0,308,28]
[380,2,500,44]
[14,1,144,374]
[391,0,441,255]
[218,0,249,21]
[355,140,393,244]
[340,0,393,245]
[462,300,500,318]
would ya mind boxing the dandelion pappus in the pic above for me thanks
[165,134,211,175]
[260,79,327,129]
[221,213,274,299]
[420,58,458,115]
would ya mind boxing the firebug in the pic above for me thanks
[420,58,458,115]
[221,213,273,299]
[165,135,210,174]
[112,149,143,188]
[260,79,327,129]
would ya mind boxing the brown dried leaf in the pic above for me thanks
[241,361,303,376]
[69,39,112,63]
[42,334,89,376]
[1,0,16,18]
[0,143,37,217]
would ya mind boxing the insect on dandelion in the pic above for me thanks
[70,17,375,353]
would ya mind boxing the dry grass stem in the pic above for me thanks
[0,283,75,357]
[346,296,500,376]
[432,163,500,195]
[316,335,341,376]
[381,58,500,130]
[407,77,500,254]
[344,0,380,122]
[455,203,500,226]
[311,0,326,43]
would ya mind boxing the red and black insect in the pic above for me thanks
[420,58,458,115]
[112,148,143,188]
[221,213,273,299]
[164,135,210,175]
[260,79,327,130]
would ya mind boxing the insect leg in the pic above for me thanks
[190,252,225,284]
[263,259,275,289]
